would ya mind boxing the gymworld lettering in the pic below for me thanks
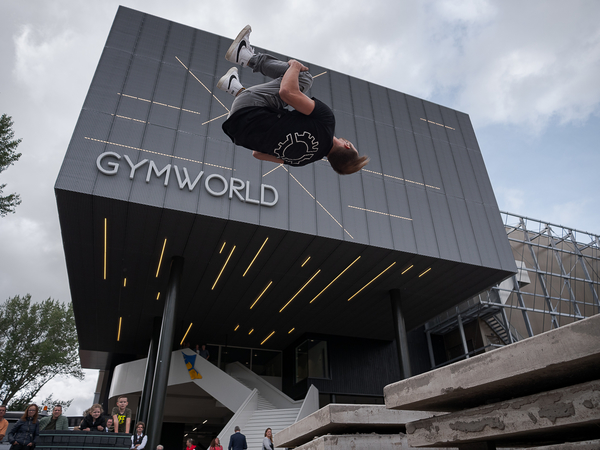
[96,152,279,207]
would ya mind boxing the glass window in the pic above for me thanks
[221,346,251,368]
[251,349,282,377]
[295,339,329,383]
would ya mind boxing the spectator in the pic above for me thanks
[227,426,247,450]
[209,437,223,450]
[105,417,114,432]
[111,396,132,433]
[8,404,39,449]
[262,428,274,450]
[39,405,68,431]
[196,344,209,360]
[0,405,8,441]
[131,422,147,449]
[80,404,106,432]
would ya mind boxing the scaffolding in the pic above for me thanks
[424,211,600,368]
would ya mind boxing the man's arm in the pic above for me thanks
[252,151,284,164]
[38,417,48,431]
[0,419,7,440]
[279,60,315,115]
[58,415,69,430]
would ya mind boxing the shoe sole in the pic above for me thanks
[225,25,252,64]
[217,67,239,92]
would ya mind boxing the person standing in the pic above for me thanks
[209,437,223,450]
[39,405,69,431]
[0,405,9,441]
[196,344,210,360]
[8,404,39,449]
[130,422,147,449]
[227,426,247,450]
[262,428,274,450]
[111,396,132,434]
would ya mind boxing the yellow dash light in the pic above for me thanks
[279,270,321,313]
[156,238,167,278]
[244,237,269,277]
[250,281,272,309]
[180,323,193,346]
[419,268,432,277]
[348,262,396,301]
[261,331,275,345]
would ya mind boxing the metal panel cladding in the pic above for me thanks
[56,6,515,274]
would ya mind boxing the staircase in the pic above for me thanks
[228,372,300,449]
[483,314,511,345]
[216,364,307,449]
[231,376,277,410]
[243,407,300,450]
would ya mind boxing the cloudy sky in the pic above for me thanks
[1,0,599,414]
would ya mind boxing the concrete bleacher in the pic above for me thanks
[274,404,442,449]
[274,314,600,449]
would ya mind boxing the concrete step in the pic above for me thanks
[231,375,277,410]
[242,408,300,450]
[274,404,434,448]
[384,314,600,412]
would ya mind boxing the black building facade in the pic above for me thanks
[55,7,516,444]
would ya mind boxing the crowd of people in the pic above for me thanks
[0,397,149,450]
[1,397,276,450]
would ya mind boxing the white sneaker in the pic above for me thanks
[217,67,244,96]
[225,25,254,67]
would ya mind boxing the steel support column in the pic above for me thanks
[500,308,514,344]
[425,328,436,369]
[147,256,184,450]
[548,233,582,318]
[570,235,600,308]
[137,317,161,425]
[510,275,534,337]
[457,314,469,359]
[390,289,411,379]
[520,219,560,328]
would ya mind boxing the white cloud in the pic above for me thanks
[1,0,599,410]
[33,369,99,416]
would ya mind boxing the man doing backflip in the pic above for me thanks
[218,26,369,175]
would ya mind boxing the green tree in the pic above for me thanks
[0,114,23,217]
[15,394,74,415]
[0,295,84,409]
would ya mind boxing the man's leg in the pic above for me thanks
[248,53,313,94]
[227,53,313,117]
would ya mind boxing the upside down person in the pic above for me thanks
[218,25,369,174]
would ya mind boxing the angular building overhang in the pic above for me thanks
[55,7,516,369]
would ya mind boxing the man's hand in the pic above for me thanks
[288,59,309,72]
[280,59,315,115]
[253,151,284,164]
